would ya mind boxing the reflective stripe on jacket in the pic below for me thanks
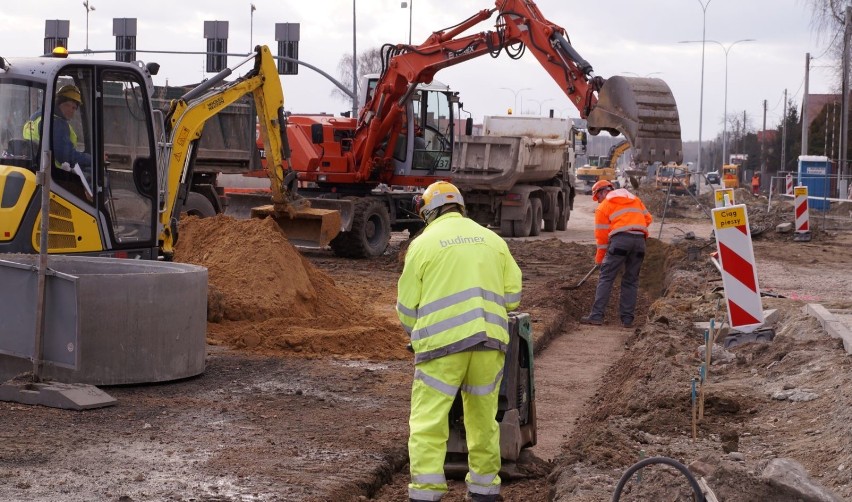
[396,212,522,364]
[594,188,652,263]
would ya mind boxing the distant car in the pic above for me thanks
[706,171,720,184]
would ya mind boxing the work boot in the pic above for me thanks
[621,319,634,328]
[579,315,603,326]
[465,493,501,502]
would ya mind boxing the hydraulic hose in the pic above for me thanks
[612,456,705,502]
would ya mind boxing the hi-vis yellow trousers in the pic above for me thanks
[408,349,505,501]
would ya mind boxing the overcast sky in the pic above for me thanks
[0,1,837,141]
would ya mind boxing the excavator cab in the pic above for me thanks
[0,59,161,259]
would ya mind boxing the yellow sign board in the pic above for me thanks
[714,188,735,208]
[793,186,808,197]
[713,205,747,230]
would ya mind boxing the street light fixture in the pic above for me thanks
[83,1,95,53]
[622,71,663,78]
[527,98,553,116]
[400,1,413,45]
[680,38,755,167]
[500,87,531,115]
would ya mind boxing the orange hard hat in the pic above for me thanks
[591,180,614,202]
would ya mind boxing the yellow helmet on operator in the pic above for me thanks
[56,84,82,105]
[417,181,465,224]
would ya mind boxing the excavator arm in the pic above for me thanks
[159,46,337,255]
[354,0,681,181]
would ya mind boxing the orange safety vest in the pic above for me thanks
[594,188,652,263]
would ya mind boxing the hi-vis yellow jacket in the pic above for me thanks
[397,212,522,364]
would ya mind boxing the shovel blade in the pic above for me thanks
[587,76,682,165]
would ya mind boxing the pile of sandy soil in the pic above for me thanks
[173,215,410,360]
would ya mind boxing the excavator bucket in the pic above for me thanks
[250,205,344,248]
[586,76,683,165]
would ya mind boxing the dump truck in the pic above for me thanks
[452,115,577,237]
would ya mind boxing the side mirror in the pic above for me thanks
[465,117,473,136]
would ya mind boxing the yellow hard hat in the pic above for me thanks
[56,84,82,105]
[418,181,465,221]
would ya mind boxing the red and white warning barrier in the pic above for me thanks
[785,174,793,195]
[714,188,735,208]
[711,204,764,333]
[794,185,809,233]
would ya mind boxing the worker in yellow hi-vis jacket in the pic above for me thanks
[397,181,522,502]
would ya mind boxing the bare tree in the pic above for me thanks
[331,47,384,103]
[805,0,848,86]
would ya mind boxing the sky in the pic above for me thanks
[0,0,839,142]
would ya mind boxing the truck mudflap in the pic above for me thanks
[586,76,683,165]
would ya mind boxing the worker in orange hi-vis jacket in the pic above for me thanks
[580,180,652,329]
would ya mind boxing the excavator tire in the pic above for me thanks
[329,197,391,258]
[182,192,217,218]
[586,76,682,165]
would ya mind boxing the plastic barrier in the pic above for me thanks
[786,173,793,195]
[714,188,735,208]
[711,204,764,333]
[793,185,812,241]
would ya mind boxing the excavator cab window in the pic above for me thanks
[101,69,156,246]
[0,80,44,173]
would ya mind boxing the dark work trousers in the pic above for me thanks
[589,232,646,323]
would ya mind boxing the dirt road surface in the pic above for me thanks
[2,188,851,501]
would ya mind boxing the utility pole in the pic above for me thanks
[841,6,851,181]
[781,89,787,176]
[760,100,766,181]
[801,53,810,156]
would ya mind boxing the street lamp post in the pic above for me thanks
[500,87,531,115]
[401,1,413,44]
[83,1,95,53]
[680,38,755,167]
[693,0,711,175]
[250,3,256,51]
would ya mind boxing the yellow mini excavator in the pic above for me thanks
[0,46,341,259]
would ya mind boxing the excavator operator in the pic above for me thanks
[397,181,522,502]
[22,83,93,200]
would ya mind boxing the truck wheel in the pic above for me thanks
[330,198,391,258]
[511,201,532,238]
[529,198,543,237]
[182,192,216,218]
[500,218,514,237]
[556,199,569,231]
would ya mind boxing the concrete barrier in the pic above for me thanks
[0,254,207,385]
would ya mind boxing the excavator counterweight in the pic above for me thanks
[586,76,682,165]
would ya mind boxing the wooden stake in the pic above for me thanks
[698,364,706,419]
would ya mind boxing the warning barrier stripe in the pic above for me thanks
[718,241,756,292]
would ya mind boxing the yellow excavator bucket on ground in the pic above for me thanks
[586,76,682,165]
[250,205,344,248]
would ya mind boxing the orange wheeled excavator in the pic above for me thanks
[279,0,682,257]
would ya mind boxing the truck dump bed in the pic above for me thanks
[451,116,571,192]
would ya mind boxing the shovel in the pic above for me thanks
[561,264,599,290]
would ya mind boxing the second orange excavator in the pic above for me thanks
[275,0,683,257]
